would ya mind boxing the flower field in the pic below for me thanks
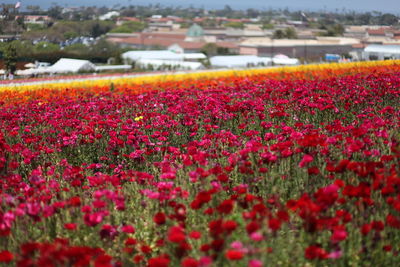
[0,61,399,266]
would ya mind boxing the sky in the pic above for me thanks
[2,0,400,13]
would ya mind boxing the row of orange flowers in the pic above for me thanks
[1,60,400,105]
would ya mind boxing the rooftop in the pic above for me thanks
[240,37,360,47]
[365,44,400,54]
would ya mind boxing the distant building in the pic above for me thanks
[107,32,238,53]
[362,45,400,60]
[210,55,270,68]
[239,37,360,60]
[46,58,96,73]
[116,17,141,26]
[122,50,185,64]
[99,11,120,21]
[135,59,204,71]
[22,15,52,24]
[209,55,299,68]
[185,24,205,42]
[344,26,368,39]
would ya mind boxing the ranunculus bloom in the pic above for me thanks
[305,245,328,259]
[154,212,167,225]
[167,226,185,243]
[181,257,199,267]
[148,256,170,267]
[225,250,244,260]
[64,223,77,230]
[331,228,348,243]
[121,225,135,234]
[0,251,13,263]
[248,259,263,267]
[299,154,313,168]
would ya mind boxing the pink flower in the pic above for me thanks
[199,256,213,267]
[248,259,263,267]
[299,154,313,168]
[327,250,343,259]
[250,232,264,242]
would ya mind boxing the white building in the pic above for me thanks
[46,58,96,73]
[210,55,272,68]
[99,11,120,21]
[363,45,400,60]
[272,54,300,65]
[122,50,185,64]
[135,59,204,71]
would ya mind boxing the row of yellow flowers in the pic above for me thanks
[0,60,399,105]
[0,60,399,93]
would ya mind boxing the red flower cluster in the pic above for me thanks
[0,64,399,265]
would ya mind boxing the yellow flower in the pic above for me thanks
[134,116,144,121]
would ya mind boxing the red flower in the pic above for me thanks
[94,254,112,267]
[222,220,238,233]
[125,238,137,246]
[64,223,77,230]
[246,221,260,234]
[0,251,13,263]
[277,210,289,222]
[299,154,313,168]
[148,255,170,267]
[189,231,201,240]
[268,218,281,231]
[361,224,372,236]
[371,221,384,231]
[305,245,328,260]
[121,225,135,234]
[154,212,167,225]
[133,254,144,264]
[181,257,199,267]
[217,199,234,214]
[69,196,81,207]
[331,227,347,243]
[383,245,392,252]
[168,226,185,243]
[225,250,244,260]
[141,245,152,254]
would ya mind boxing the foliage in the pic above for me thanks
[200,43,232,57]
[284,27,297,39]
[3,42,17,74]
[261,23,274,30]
[33,41,60,53]
[26,23,47,32]
[224,21,245,29]
[109,21,146,33]
[1,39,123,64]
[63,43,90,55]
[273,29,286,39]
[318,24,345,37]
[22,20,115,42]
[272,27,297,39]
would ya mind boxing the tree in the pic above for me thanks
[379,13,398,25]
[284,27,297,39]
[319,24,344,37]
[224,21,245,29]
[48,5,63,20]
[26,5,41,14]
[273,29,286,39]
[4,43,17,75]
[201,43,218,57]
[34,42,60,53]
[109,21,146,33]
[262,23,274,30]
